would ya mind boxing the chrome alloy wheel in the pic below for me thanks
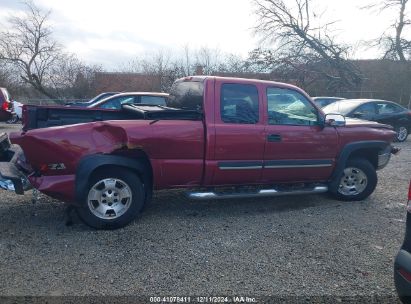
[87,178,132,220]
[338,167,368,196]
[397,126,408,142]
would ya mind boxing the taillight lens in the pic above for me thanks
[399,267,411,282]
[407,181,411,212]
[409,181,411,201]
[1,101,8,111]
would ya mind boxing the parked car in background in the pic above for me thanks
[312,96,345,108]
[323,99,411,142]
[0,88,12,122]
[6,100,23,124]
[66,92,120,107]
[394,181,411,304]
[88,92,169,109]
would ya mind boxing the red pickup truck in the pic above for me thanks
[0,76,398,229]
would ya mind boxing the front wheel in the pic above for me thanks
[329,158,377,201]
[76,168,145,229]
[395,125,409,142]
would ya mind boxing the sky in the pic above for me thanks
[0,0,404,69]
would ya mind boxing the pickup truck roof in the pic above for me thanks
[182,75,302,90]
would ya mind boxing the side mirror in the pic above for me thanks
[325,113,346,127]
[352,112,363,118]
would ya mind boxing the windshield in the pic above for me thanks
[89,92,118,104]
[322,100,362,115]
[168,79,204,111]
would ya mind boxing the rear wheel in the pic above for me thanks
[395,125,409,142]
[76,168,145,229]
[330,158,377,201]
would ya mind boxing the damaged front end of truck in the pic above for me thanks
[0,132,32,194]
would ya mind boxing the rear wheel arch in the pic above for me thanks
[75,153,153,204]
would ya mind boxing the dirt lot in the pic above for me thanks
[0,122,410,302]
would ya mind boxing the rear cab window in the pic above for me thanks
[168,79,204,111]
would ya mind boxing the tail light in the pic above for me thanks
[1,101,8,111]
[399,267,411,282]
[409,181,411,201]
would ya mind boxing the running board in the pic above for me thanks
[186,185,328,200]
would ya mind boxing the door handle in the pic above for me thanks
[267,134,281,142]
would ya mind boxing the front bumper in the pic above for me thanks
[377,145,400,170]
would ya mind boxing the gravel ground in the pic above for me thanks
[0,122,410,302]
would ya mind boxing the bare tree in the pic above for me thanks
[118,46,254,91]
[194,47,222,75]
[48,53,102,99]
[0,1,61,98]
[365,0,411,61]
[252,0,363,92]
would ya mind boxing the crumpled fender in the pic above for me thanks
[9,121,146,174]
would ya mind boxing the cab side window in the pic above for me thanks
[140,96,167,106]
[353,103,377,116]
[377,102,403,114]
[266,88,318,126]
[221,84,259,124]
[99,96,135,109]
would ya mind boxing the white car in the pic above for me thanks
[86,92,169,110]
[6,100,23,124]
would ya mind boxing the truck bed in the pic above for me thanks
[23,104,202,131]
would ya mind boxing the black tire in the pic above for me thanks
[76,168,145,229]
[329,158,377,201]
[399,296,411,304]
[395,125,409,142]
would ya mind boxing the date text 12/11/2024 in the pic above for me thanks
[149,296,257,303]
